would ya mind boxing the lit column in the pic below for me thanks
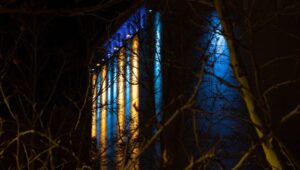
[96,72,101,147]
[154,12,162,122]
[91,73,97,139]
[131,35,139,169]
[117,48,126,167]
[100,66,107,169]
[125,44,131,132]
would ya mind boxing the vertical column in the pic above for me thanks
[130,35,140,169]
[125,43,132,130]
[106,60,114,166]
[100,66,107,170]
[91,73,97,139]
[96,73,101,147]
[111,58,118,166]
[117,48,126,167]
[154,12,162,122]
[153,12,163,168]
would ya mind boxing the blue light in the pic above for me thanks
[199,12,241,135]
[106,61,113,159]
[125,43,131,126]
[153,12,163,164]
[109,58,118,161]
[154,12,162,122]
[198,12,245,168]
[96,73,101,148]
[103,6,147,59]
[106,63,113,139]
[112,58,118,137]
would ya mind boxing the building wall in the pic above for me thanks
[91,0,300,169]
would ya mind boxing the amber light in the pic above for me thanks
[91,73,97,138]
[130,35,140,169]
[117,48,126,167]
[100,66,107,169]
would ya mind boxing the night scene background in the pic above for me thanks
[0,0,300,169]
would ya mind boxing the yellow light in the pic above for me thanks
[117,48,126,167]
[131,35,139,169]
[118,48,126,134]
[100,66,107,169]
[91,73,97,138]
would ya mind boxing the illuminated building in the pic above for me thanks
[90,2,248,169]
[90,5,162,169]
[0,0,299,169]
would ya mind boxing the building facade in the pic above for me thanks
[90,1,250,169]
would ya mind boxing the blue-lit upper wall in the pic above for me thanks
[199,12,242,122]
[197,12,247,168]
[103,6,148,59]
[205,13,236,84]
[197,12,245,139]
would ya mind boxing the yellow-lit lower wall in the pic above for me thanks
[92,35,140,169]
